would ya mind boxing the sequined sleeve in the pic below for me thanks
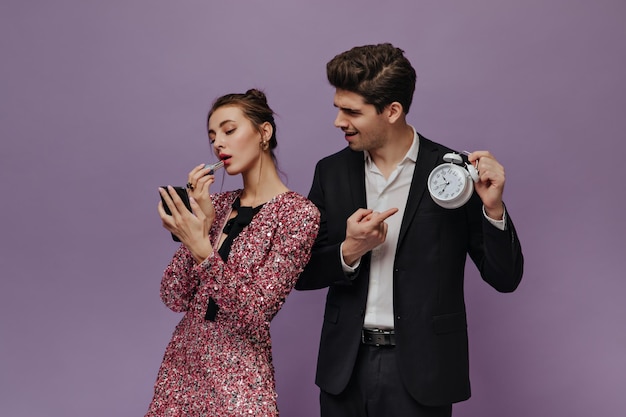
[159,244,199,312]
[194,195,320,338]
[158,191,235,313]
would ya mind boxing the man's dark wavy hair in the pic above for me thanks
[326,43,417,114]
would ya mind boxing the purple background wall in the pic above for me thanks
[1,1,625,416]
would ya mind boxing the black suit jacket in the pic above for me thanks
[296,135,524,406]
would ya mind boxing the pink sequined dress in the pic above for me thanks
[145,190,320,417]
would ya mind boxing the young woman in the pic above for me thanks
[146,89,320,417]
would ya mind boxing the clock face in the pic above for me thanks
[428,153,477,209]
[428,164,467,202]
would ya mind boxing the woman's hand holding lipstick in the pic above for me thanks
[186,162,223,228]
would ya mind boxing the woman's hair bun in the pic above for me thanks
[245,88,268,104]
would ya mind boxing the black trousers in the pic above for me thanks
[320,344,452,417]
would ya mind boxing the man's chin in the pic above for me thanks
[347,141,364,151]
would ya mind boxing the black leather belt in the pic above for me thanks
[361,328,396,346]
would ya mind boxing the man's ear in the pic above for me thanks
[386,102,404,124]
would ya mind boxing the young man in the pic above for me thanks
[296,43,524,417]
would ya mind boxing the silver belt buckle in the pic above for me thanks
[362,328,394,346]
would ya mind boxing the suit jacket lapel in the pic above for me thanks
[398,137,441,246]
[346,149,367,210]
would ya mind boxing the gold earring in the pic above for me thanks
[260,141,269,151]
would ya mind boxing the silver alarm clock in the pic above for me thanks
[427,152,479,209]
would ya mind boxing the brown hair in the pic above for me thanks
[207,89,278,160]
[326,43,417,114]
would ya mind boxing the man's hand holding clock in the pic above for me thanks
[427,150,508,217]
[467,150,506,221]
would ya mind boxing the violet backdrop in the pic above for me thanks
[1,1,625,416]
